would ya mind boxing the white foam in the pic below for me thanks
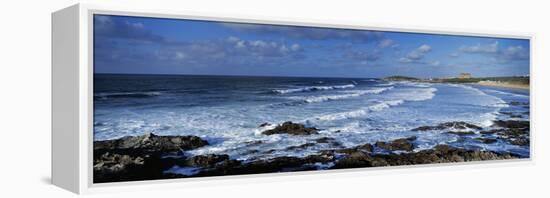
[484,89,529,98]
[289,87,394,103]
[273,84,355,94]
[368,100,404,111]
[315,99,405,121]
[449,84,509,108]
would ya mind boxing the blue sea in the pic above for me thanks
[94,74,530,161]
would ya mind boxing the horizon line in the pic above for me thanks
[94,72,529,79]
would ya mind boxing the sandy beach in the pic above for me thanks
[476,80,529,90]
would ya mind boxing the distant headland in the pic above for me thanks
[384,73,529,90]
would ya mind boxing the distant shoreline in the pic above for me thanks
[383,75,529,91]
[475,80,529,90]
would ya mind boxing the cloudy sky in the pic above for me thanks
[94,15,530,78]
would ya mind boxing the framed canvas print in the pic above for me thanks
[52,4,532,194]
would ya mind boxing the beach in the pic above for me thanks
[476,80,530,90]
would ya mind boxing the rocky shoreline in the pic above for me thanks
[93,117,529,183]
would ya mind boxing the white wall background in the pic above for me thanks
[0,0,548,197]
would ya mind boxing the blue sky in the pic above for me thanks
[94,15,530,78]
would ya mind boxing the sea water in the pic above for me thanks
[94,74,530,161]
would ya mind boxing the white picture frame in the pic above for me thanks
[52,3,533,194]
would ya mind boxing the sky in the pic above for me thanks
[94,15,530,78]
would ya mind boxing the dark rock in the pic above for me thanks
[239,156,307,173]
[304,151,336,163]
[333,144,518,169]
[259,122,270,127]
[93,152,145,174]
[285,143,316,150]
[497,128,529,139]
[480,129,501,135]
[245,140,264,146]
[242,149,260,155]
[336,143,373,154]
[509,101,529,106]
[357,143,375,152]
[315,137,336,143]
[475,138,497,144]
[93,133,209,183]
[261,121,319,135]
[374,136,416,151]
[334,151,390,168]
[412,122,482,131]
[94,133,208,154]
[492,120,529,129]
[185,154,229,167]
[509,138,530,146]
[263,149,276,154]
[446,131,476,135]
[93,152,168,183]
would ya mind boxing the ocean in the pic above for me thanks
[93,74,530,162]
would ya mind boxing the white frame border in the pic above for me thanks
[64,3,535,194]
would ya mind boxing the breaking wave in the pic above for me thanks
[272,84,355,94]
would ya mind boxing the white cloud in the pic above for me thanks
[378,39,397,48]
[459,42,499,53]
[398,57,413,63]
[399,44,432,63]
[222,22,384,42]
[291,44,301,51]
[501,46,528,60]
[430,60,440,66]
[458,41,528,62]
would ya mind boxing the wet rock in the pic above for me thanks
[480,129,502,135]
[446,131,476,135]
[333,150,393,168]
[262,121,319,135]
[93,152,169,183]
[285,143,316,150]
[93,152,145,174]
[412,122,482,131]
[313,137,342,147]
[497,128,528,138]
[501,112,523,118]
[93,133,209,183]
[263,149,276,154]
[241,149,260,155]
[245,140,264,146]
[509,138,530,146]
[492,120,529,129]
[94,133,208,154]
[509,101,529,106]
[475,138,497,144]
[375,136,416,151]
[185,154,230,167]
[240,156,307,173]
[332,144,520,170]
[259,122,270,127]
[336,143,373,154]
[315,137,336,143]
[304,151,336,163]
